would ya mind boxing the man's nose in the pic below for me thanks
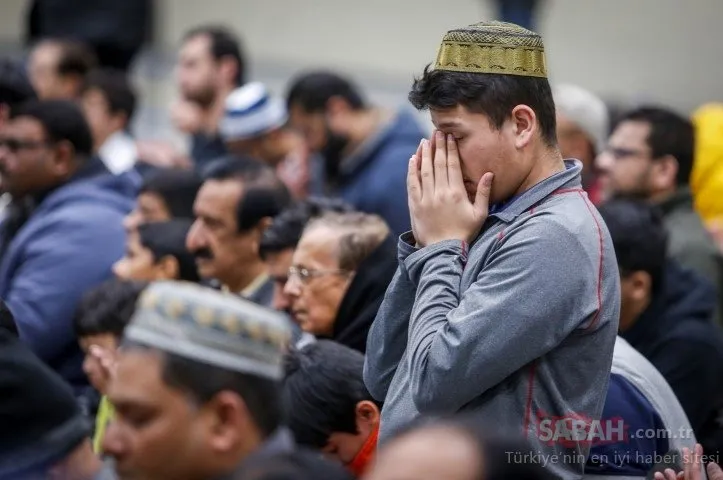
[283,274,301,297]
[101,419,125,458]
[596,150,613,173]
[186,220,205,251]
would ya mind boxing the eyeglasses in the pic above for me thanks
[605,146,649,161]
[0,138,54,154]
[287,266,351,285]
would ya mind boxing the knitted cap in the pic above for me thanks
[220,82,288,142]
[553,84,610,155]
[434,20,547,78]
[0,329,90,478]
[125,281,292,379]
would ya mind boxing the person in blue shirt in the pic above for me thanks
[286,71,425,237]
[0,99,135,393]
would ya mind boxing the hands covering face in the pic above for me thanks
[408,130,494,248]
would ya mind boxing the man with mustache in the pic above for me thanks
[186,155,290,306]
[286,71,426,237]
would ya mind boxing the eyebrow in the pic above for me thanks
[435,121,463,130]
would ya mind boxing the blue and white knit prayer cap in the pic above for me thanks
[220,82,288,142]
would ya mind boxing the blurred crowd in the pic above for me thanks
[1,3,723,480]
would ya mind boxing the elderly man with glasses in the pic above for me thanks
[283,211,397,353]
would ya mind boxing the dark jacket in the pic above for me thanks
[191,133,228,171]
[0,159,136,390]
[331,234,397,353]
[658,187,723,325]
[338,109,424,237]
[223,429,352,480]
[621,261,723,453]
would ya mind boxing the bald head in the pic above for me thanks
[365,425,482,480]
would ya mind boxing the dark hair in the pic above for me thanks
[597,198,668,294]
[40,39,97,78]
[11,99,93,157]
[137,220,200,283]
[74,279,148,338]
[615,106,695,187]
[282,340,380,448]
[161,351,281,437]
[408,66,557,147]
[0,58,36,115]
[202,155,291,232]
[140,168,202,219]
[81,68,137,125]
[259,197,354,259]
[183,26,245,85]
[286,71,365,112]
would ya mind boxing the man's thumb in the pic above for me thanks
[474,172,494,214]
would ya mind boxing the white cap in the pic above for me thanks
[553,84,609,155]
[219,82,288,142]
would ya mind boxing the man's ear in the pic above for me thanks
[250,217,273,256]
[628,270,653,303]
[650,154,679,191]
[156,255,180,280]
[354,400,381,436]
[509,105,536,150]
[204,391,258,454]
[50,140,76,177]
[218,57,240,86]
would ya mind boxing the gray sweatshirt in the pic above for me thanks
[364,161,620,480]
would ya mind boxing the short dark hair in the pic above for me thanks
[259,197,354,259]
[183,26,245,85]
[408,67,557,147]
[286,71,365,112]
[282,340,380,448]
[11,99,93,157]
[41,39,97,78]
[615,106,695,187]
[137,220,200,283]
[140,168,202,219]
[597,198,668,294]
[82,68,137,125]
[202,155,291,232]
[161,351,281,437]
[75,279,148,338]
[0,58,36,115]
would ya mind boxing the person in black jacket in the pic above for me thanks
[598,198,723,456]
[283,211,397,353]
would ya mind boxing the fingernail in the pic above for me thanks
[418,139,424,147]
[436,130,443,140]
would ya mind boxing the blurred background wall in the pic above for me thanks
[1,0,721,142]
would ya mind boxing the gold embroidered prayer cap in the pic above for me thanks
[124,281,291,380]
[434,20,547,78]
